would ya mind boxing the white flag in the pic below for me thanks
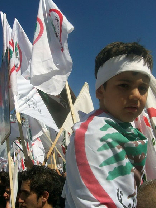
[11,19,32,79]
[0,12,12,141]
[0,12,12,56]
[13,140,26,171]
[62,82,94,145]
[10,19,58,131]
[30,0,74,95]
[31,137,45,164]
[9,18,32,96]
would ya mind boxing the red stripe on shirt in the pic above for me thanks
[75,109,117,207]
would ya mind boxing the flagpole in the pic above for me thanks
[43,81,77,165]
[65,81,77,124]
[50,153,52,169]
[53,150,57,169]
[6,137,15,208]
[42,127,64,165]
[42,128,66,163]
[16,111,29,161]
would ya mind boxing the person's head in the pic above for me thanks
[0,172,5,208]
[95,42,153,122]
[19,165,63,208]
[15,171,23,208]
[3,186,10,201]
[137,179,156,208]
[0,171,9,187]
[1,172,10,203]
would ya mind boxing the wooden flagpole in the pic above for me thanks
[42,128,66,163]
[50,154,53,169]
[42,127,64,165]
[43,81,77,166]
[53,150,57,169]
[6,137,15,208]
[16,112,29,161]
[65,81,77,124]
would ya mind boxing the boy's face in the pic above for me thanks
[96,71,150,122]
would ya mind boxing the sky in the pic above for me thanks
[0,0,156,109]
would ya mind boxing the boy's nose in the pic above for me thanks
[129,88,141,100]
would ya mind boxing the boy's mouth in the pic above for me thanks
[125,106,138,112]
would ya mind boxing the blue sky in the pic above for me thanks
[0,0,156,109]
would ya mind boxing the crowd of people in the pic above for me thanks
[1,41,156,207]
[0,167,156,208]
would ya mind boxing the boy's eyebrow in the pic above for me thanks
[117,79,132,82]
[118,78,149,85]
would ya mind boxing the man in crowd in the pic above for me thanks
[18,165,64,208]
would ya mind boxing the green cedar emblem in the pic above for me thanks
[97,120,147,180]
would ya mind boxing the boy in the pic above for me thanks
[64,42,153,207]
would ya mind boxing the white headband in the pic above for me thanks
[95,55,152,90]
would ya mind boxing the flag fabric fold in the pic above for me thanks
[30,0,74,95]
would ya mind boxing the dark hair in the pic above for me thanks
[0,171,6,207]
[95,42,153,78]
[0,171,10,188]
[137,179,156,208]
[21,165,64,207]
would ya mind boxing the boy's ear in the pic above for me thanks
[96,85,105,100]
[42,191,49,203]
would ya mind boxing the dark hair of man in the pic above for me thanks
[0,171,10,188]
[0,171,6,207]
[95,42,153,79]
[21,165,64,207]
[137,179,156,208]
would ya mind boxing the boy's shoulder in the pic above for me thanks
[77,108,122,124]
[79,109,107,122]
[72,109,145,140]
[73,108,117,133]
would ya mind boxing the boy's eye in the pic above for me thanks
[138,86,148,94]
[118,84,129,88]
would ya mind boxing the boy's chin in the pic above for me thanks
[117,114,138,123]
[120,117,137,123]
